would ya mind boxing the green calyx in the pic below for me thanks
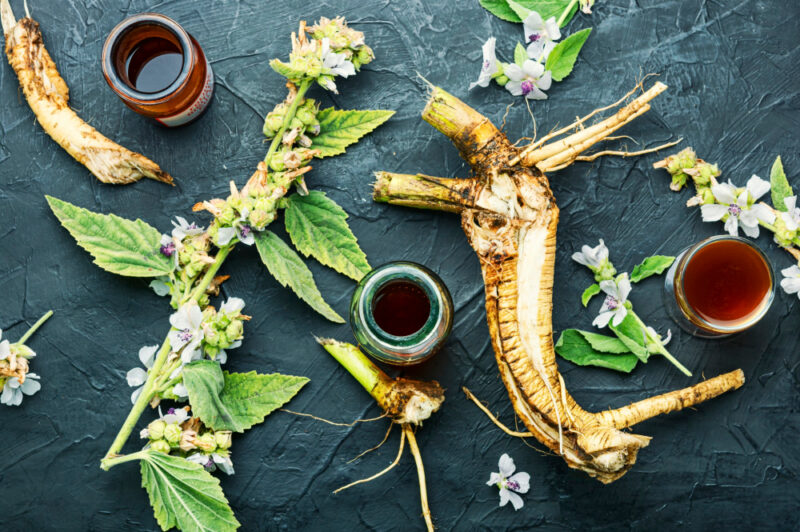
[164,423,182,445]
[593,261,617,282]
[147,420,167,441]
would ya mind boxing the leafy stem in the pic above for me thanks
[264,78,312,165]
[101,450,149,470]
[557,0,580,26]
[14,310,53,345]
[629,309,692,377]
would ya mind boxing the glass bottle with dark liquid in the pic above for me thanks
[664,235,774,337]
[350,262,454,365]
[102,13,214,127]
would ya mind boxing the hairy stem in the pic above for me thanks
[318,337,389,398]
[629,310,691,377]
[373,172,477,213]
[100,450,148,470]
[14,310,53,345]
[557,0,579,26]
[187,245,233,303]
[264,79,312,165]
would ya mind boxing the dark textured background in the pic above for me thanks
[1,0,799,530]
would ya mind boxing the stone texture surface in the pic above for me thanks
[1,0,798,530]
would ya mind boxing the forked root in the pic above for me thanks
[405,425,434,532]
[334,427,406,494]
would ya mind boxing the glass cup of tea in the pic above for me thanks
[663,235,774,338]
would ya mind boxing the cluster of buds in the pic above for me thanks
[656,147,721,201]
[142,407,235,474]
[263,95,321,176]
[203,182,280,248]
[0,336,40,406]
[270,18,373,94]
[571,239,616,282]
[200,299,248,362]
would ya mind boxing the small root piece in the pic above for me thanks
[462,387,533,438]
[574,138,683,163]
[280,409,387,427]
[333,427,406,494]
[348,422,394,464]
[404,425,434,532]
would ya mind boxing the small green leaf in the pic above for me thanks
[183,360,309,433]
[254,231,344,323]
[284,191,371,281]
[310,108,394,158]
[555,329,638,373]
[514,42,528,66]
[479,0,521,22]
[507,0,532,19]
[609,313,650,362]
[269,58,306,81]
[770,155,793,211]
[140,450,240,532]
[575,329,631,354]
[630,255,675,283]
[545,27,592,82]
[581,283,601,307]
[46,196,174,277]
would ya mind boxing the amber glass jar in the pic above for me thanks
[102,13,214,127]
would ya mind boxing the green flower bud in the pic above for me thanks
[774,216,796,248]
[678,148,697,169]
[289,117,304,131]
[164,423,183,445]
[14,344,35,359]
[263,111,284,138]
[225,320,244,342]
[248,209,274,230]
[215,312,232,328]
[269,151,286,172]
[215,431,233,450]
[205,328,221,347]
[694,162,720,187]
[204,345,220,359]
[594,261,617,282]
[197,293,210,308]
[295,107,317,126]
[218,205,237,226]
[355,45,375,67]
[495,74,509,86]
[150,439,171,454]
[147,420,167,441]
[701,187,715,205]
[670,171,688,191]
[197,432,218,452]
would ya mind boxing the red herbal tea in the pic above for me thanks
[372,281,431,337]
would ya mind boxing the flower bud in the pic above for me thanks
[295,106,317,126]
[180,429,198,452]
[196,432,218,452]
[774,217,796,248]
[205,328,222,347]
[268,151,286,172]
[14,344,35,359]
[218,205,237,226]
[594,261,617,282]
[150,439,172,454]
[215,431,233,450]
[147,420,167,441]
[164,423,183,444]
[226,320,244,342]
[197,293,210,308]
[669,171,688,191]
[355,45,374,68]
[204,344,220,359]
[263,111,284,138]
[495,74,509,86]
[701,188,715,205]
[248,209,274,230]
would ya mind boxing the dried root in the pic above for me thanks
[1,0,171,185]
[374,82,745,483]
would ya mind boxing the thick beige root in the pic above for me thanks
[1,1,172,185]
[374,83,745,484]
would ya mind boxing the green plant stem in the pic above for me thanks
[15,310,53,345]
[103,246,233,468]
[264,79,312,165]
[557,0,579,26]
[630,310,692,377]
[319,338,387,399]
[101,450,149,470]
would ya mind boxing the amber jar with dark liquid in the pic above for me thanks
[102,13,214,127]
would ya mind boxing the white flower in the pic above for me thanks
[316,37,356,94]
[571,239,609,269]
[220,297,245,315]
[161,406,191,425]
[469,37,498,90]
[0,336,11,362]
[217,209,255,247]
[593,274,631,328]
[504,60,552,100]
[700,175,775,238]
[780,196,800,232]
[187,452,235,475]
[523,12,560,61]
[487,453,530,511]
[780,265,800,300]
[168,303,205,363]
[172,216,204,240]
[645,326,672,347]
[1,373,41,406]
[126,345,159,404]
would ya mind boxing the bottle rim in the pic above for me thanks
[102,13,194,104]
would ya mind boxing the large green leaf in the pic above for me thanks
[630,255,675,283]
[183,360,308,433]
[140,450,239,532]
[254,231,344,323]
[489,0,579,26]
[310,108,394,158]
[555,329,638,373]
[479,0,520,22]
[609,313,650,362]
[770,155,793,211]
[284,191,371,281]
[46,196,173,277]
[545,27,592,82]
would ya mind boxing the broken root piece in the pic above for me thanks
[1,0,172,185]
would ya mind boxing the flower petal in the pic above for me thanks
[544,17,561,40]
[746,174,770,201]
[616,275,632,303]
[505,81,523,96]
[781,265,800,278]
[131,386,144,405]
[504,64,523,82]
[785,196,797,212]
[487,472,502,486]
[781,211,799,232]
[781,277,800,294]
[592,310,614,328]
[598,279,618,298]
[506,489,525,510]
[536,71,552,91]
[723,215,739,237]
[498,487,511,507]
[611,307,628,327]
[139,345,159,368]
[20,376,41,396]
[523,11,545,38]
[498,453,515,477]
[216,227,236,247]
[750,203,776,225]
[525,86,548,100]
[711,182,737,205]
[173,383,189,399]
[522,60,544,79]
[126,367,148,387]
[700,204,728,222]
[508,471,530,493]
[0,340,10,361]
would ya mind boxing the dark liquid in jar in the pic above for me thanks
[125,37,183,93]
[682,239,770,326]
[372,281,431,336]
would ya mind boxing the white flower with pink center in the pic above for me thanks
[470,37,499,90]
[487,453,530,510]
[504,60,552,100]
[700,175,774,238]
[593,274,631,328]
[523,11,560,61]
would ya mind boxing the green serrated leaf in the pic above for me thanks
[770,155,793,211]
[555,329,638,373]
[514,42,528,66]
[310,108,394,158]
[581,283,601,307]
[609,313,650,362]
[284,191,371,281]
[46,196,174,278]
[254,231,344,323]
[545,27,592,82]
[479,0,521,22]
[183,360,308,433]
[630,255,675,283]
[140,450,240,532]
